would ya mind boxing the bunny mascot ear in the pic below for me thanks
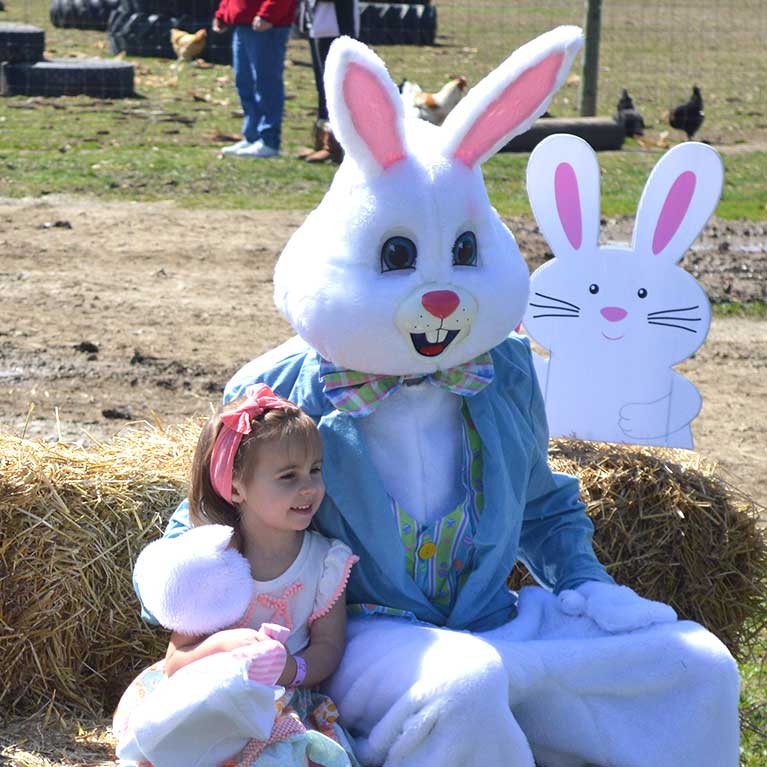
[440,26,583,168]
[632,142,723,264]
[526,134,601,258]
[324,37,407,177]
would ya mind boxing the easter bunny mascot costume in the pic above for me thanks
[130,27,739,767]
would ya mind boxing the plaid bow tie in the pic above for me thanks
[319,353,494,417]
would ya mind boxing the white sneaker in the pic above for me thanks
[221,139,252,155]
[235,139,279,158]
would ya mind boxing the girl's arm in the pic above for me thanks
[276,593,347,688]
[165,627,266,677]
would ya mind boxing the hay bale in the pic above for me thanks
[1,425,765,717]
[0,422,201,717]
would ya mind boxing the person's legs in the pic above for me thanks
[482,587,741,767]
[232,26,260,143]
[251,24,290,150]
[310,37,333,121]
[333,0,357,37]
[324,617,536,767]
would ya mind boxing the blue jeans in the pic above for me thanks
[231,24,290,149]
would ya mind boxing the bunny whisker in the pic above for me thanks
[532,313,581,319]
[647,321,697,333]
[529,302,579,312]
[646,316,701,322]
[647,305,699,317]
[534,292,580,311]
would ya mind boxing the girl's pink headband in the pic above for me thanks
[209,383,290,504]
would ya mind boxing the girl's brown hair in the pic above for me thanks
[188,395,322,550]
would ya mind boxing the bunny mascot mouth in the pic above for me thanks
[396,285,478,360]
[410,328,461,356]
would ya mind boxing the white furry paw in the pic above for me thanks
[575,581,677,633]
[134,524,254,635]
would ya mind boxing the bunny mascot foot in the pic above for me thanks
[133,26,740,767]
[326,590,739,767]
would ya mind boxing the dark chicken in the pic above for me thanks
[669,86,704,140]
[615,89,645,137]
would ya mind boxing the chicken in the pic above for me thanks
[668,85,704,140]
[399,76,468,125]
[170,28,207,62]
[615,88,645,137]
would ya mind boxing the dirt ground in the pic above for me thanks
[0,197,765,511]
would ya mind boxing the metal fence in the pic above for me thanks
[4,0,767,141]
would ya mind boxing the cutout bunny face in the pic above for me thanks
[523,135,723,447]
[274,29,583,375]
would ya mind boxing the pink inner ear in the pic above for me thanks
[454,52,564,168]
[555,162,582,250]
[652,171,696,255]
[343,62,406,170]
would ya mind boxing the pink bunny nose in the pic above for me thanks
[601,306,628,322]
[421,290,460,319]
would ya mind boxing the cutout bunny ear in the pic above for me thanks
[440,26,583,168]
[324,37,407,177]
[526,134,601,259]
[632,142,723,264]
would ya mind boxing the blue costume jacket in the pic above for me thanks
[137,334,613,632]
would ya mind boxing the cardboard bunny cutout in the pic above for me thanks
[524,135,722,448]
[125,31,740,767]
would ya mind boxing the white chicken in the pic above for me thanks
[399,76,468,125]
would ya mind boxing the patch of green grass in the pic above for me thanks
[1,0,767,215]
[739,630,767,767]
[712,301,767,319]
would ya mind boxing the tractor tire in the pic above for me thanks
[1,57,135,97]
[0,21,45,63]
[358,3,436,46]
[49,0,120,30]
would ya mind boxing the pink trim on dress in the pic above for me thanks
[256,582,304,630]
[308,555,360,625]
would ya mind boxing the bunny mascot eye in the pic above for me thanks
[381,237,417,272]
[452,232,478,267]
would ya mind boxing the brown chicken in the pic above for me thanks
[170,28,207,62]
[400,76,468,125]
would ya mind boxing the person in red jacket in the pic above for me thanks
[213,0,297,157]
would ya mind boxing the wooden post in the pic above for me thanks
[580,0,602,116]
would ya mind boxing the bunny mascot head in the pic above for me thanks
[130,28,740,767]
[274,27,583,374]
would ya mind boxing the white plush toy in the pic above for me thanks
[523,135,721,448]
[129,29,740,767]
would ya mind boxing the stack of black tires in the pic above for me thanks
[0,20,134,96]
[50,0,120,31]
[107,0,232,63]
[106,0,435,63]
[358,2,436,46]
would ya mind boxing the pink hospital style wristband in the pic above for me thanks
[290,655,307,687]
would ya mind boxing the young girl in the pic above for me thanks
[113,384,360,767]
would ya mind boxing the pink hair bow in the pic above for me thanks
[209,384,290,504]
